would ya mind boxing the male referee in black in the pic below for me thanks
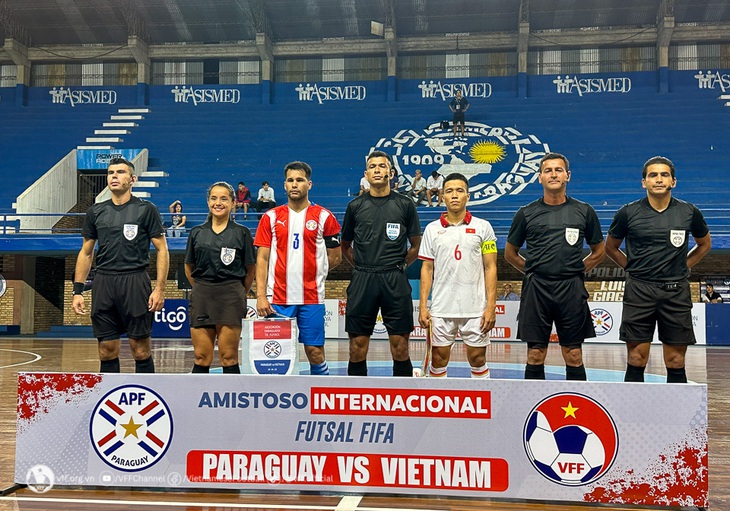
[606,156,711,383]
[342,150,421,377]
[72,157,169,373]
[505,152,605,380]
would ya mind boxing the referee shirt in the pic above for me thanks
[81,196,164,274]
[342,191,421,268]
[607,197,709,282]
[507,196,603,279]
[185,221,255,283]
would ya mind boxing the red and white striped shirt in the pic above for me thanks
[254,204,341,305]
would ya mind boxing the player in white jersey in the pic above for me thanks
[418,172,498,378]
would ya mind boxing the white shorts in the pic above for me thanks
[431,316,490,348]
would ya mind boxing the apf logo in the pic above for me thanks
[591,308,613,336]
[524,393,618,486]
[89,385,173,472]
[155,306,188,331]
[373,122,550,205]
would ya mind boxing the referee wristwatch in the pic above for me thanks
[72,282,85,296]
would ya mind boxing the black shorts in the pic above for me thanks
[346,268,413,336]
[189,280,246,328]
[619,276,696,346]
[517,273,595,346]
[91,271,152,342]
[453,112,465,124]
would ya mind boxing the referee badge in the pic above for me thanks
[220,247,235,265]
[670,230,686,247]
[123,224,138,240]
[565,228,579,246]
[386,223,401,240]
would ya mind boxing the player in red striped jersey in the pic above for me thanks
[254,161,342,375]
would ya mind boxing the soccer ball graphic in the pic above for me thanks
[525,411,605,485]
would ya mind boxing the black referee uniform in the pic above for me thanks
[82,196,164,343]
[507,196,603,347]
[608,197,709,346]
[342,192,421,337]
[185,221,255,327]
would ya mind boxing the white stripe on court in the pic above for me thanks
[335,495,362,510]
[0,349,42,369]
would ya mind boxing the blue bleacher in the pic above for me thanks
[1,84,730,247]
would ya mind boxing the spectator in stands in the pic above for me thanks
[256,181,276,213]
[407,169,427,206]
[72,157,169,374]
[450,89,470,138]
[167,200,187,237]
[498,283,520,301]
[359,172,370,196]
[426,170,444,207]
[235,181,252,219]
[702,283,723,303]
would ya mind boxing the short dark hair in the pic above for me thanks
[707,283,714,289]
[238,181,245,186]
[642,156,675,179]
[366,150,393,168]
[443,172,469,189]
[108,157,135,173]
[284,161,312,180]
[539,152,569,172]
[262,180,269,186]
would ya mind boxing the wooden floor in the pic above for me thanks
[0,337,727,511]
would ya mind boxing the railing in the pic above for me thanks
[2,208,730,247]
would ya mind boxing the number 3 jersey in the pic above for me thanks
[419,211,497,317]
[254,204,341,305]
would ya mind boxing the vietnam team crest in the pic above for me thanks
[524,393,618,486]
[220,247,235,265]
[565,228,580,246]
[123,224,138,240]
[670,229,686,248]
[386,223,400,240]
[89,384,173,472]
[371,122,551,205]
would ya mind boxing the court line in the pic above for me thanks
[335,495,362,510]
[0,496,447,511]
[0,349,42,369]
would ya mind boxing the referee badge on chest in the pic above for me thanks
[220,247,235,266]
[670,229,686,247]
[565,227,579,246]
[386,223,401,240]
[123,224,138,240]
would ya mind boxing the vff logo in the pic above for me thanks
[89,385,173,472]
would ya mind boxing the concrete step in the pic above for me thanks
[94,129,130,135]
[110,115,144,120]
[118,108,151,114]
[143,171,169,178]
[86,137,123,143]
[132,191,151,198]
[133,181,159,188]
[103,122,138,128]
[77,145,114,150]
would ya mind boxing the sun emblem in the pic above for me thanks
[470,140,506,164]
